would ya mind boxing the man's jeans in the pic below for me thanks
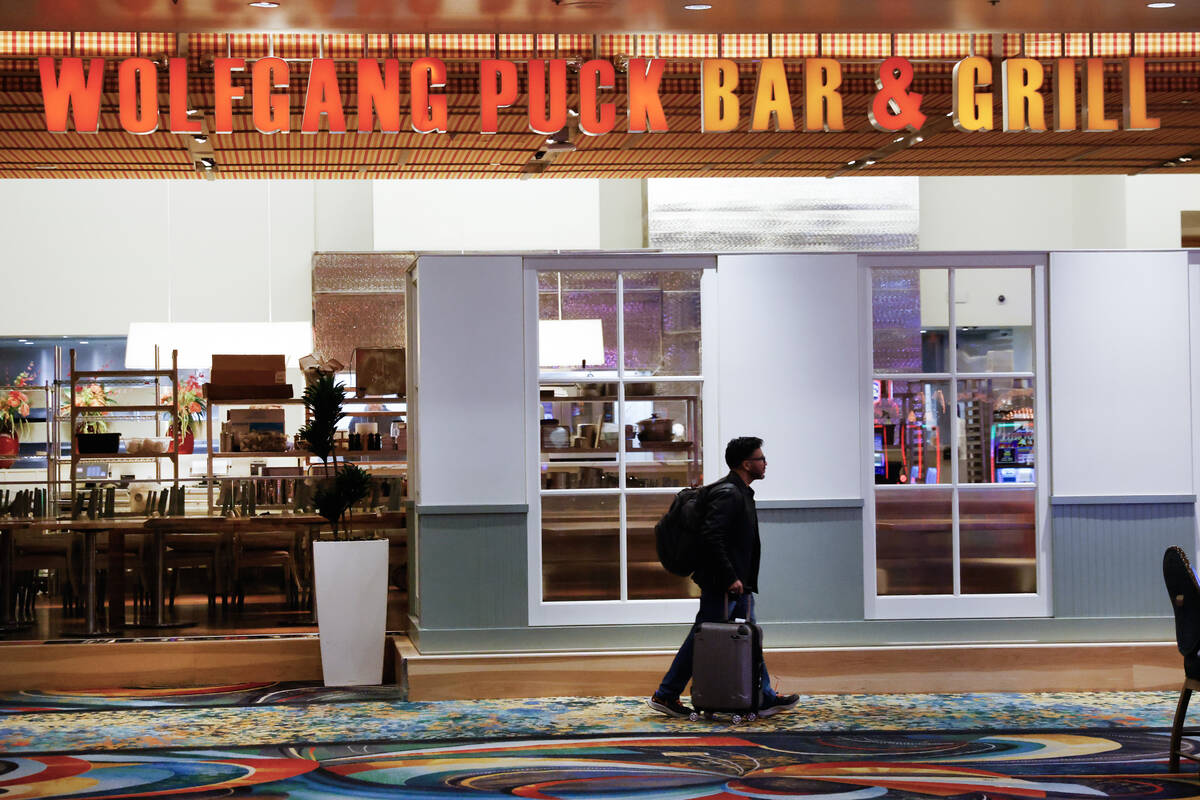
[656,589,775,701]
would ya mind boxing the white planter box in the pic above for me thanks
[313,538,389,686]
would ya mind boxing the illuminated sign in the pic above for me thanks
[37,55,1161,135]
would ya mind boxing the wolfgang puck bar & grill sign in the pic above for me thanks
[37,55,1161,135]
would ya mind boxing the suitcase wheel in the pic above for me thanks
[731,714,743,724]
[747,713,758,722]
[688,712,700,722]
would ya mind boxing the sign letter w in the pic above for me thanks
[40,57,105,133]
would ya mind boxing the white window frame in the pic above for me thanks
[860,253,1051,620]
[523,255,716,627]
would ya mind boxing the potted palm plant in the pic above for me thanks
[299,373,388,686]
[0,363,35,469]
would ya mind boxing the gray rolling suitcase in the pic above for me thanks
[690,597,763,722]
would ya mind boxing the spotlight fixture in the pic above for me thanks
[193,134,208,143]
[864,159,876,166]
[683,3,713,8]
[913,135,924,143]
[248,1,280,6]
[1147,2,1176,7]
[1181,156,1194,163]
[543,126,577,153]
[200,157,216,169]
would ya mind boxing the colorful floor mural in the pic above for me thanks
[0,691,1184,754]
[4,729,1199,799]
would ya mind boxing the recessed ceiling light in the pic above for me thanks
[1180,156,1194,162]
[1147,2,1176,7]
[248,1,279,7]
[683,3,713,9]
[193,134,208,143]
[913,136,925,143]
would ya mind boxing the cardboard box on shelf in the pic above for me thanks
[210,368,286,385]
[205,384,294,401]
[226,407,286,438]
[211,354,287,374]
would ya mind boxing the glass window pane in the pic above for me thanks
[538,271,617,370]
[960,487,1037,594]
[873,379,951,485]
[541,494,620,601]
[875,488,953,595]
[957,378,1035,484]
[627,493,698,600]
[624,381,701,489]
[623,271,701,376]
[873,269,948,373]
[955,268,1034,373]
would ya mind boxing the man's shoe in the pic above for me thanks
[647,693,694,719]
[758,693,800,717]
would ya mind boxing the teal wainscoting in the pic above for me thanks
[1050,498,1196,618]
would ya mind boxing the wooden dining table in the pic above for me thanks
[0,510,407,637]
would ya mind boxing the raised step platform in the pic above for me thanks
[0,637,1180,697]
[0,635,397,691]
[398,640,1182,700]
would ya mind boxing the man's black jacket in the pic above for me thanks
[692,471,761,594]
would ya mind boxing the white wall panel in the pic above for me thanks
[373,179,608,251]
[414,255,527,506]
[1125,175,1200,249]
[0,180,317,336]
[715,254,862,501]
[269,182,317,321]
[1050,250,1192,496]
[168,182,271,323]
[0,181,171,335]
[314,181,373,251]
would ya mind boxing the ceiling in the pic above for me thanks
[3,0,1200,35]
[1,28,1199,180]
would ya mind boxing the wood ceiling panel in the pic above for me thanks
[4,31,1200,179]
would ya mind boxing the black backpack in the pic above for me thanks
[655,483,712,577]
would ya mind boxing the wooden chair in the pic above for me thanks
[164,533,228,612]
[1163,545,1200,772]
[13,530,77,622]
[231,530,300,611]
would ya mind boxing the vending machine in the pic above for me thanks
[991,420,1035,483]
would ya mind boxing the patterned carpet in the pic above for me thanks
[1,688,1196,799]
[4,729,1199,799]
[0,688,1183,753]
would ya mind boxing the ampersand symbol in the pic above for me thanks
[869,57,926,132]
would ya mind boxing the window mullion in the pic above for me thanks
[948,268,961,597]
[617,273,628,603]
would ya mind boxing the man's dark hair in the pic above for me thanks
[725,436,764,469]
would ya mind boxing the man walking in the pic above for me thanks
[648,436,800,718]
